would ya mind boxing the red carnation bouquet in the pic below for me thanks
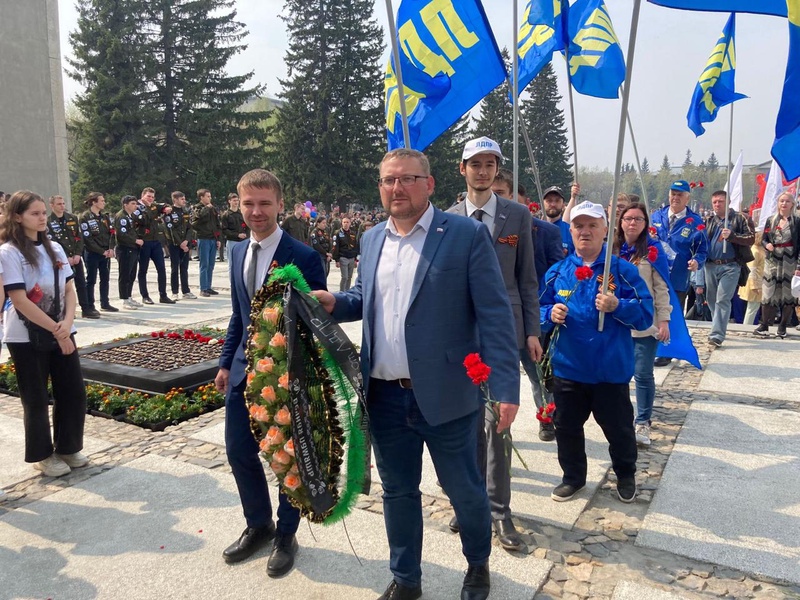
[463,353,528,469]
[536,402,556,424]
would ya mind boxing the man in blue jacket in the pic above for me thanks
[540,202,653,504]
[314,149,519,600]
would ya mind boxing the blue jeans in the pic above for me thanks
[519,346,552,410]
[704,262,741,343]
[368,379,490,588]
[198,238,217,291]
[633,335,659,425]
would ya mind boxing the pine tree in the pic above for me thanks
[660,155,671,172]
[427,116,471,208]
[641,157,650,174]
[520,63,573,193]
[268,0,384,205]
[707,152,720,171]
[682,149,693,168]
[141,0,267,199]
[68,0,156,200]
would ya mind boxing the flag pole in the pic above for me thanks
[626,109,649,213]
[520,118,544,203]
[385,0,411,147]
[599,0,642,332]
[566,67,580,184]
[722,103,735,252]
[513,0,520,209]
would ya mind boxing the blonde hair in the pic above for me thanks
[237,169,283,199]
[380,149,430,176]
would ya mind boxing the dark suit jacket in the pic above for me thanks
[447,195,540,348]
[331,206,520,427]
[219,232,328,389]
[532,217,564,291]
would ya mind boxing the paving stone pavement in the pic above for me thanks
[1,260,800,599]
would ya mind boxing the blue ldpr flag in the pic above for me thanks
[647,0,787,17]
[686,13,747,137]
[566,0,626,99]
[515,0,569,96]
[384,0,505,151]
[648,240,702,370]
[771,0,800,181]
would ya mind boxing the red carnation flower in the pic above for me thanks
[685,218,694,225]
[145,228,151,234]
[463,353,482,369]
[536,402,556,424]
[648,226,657,236]
[150,332,159,338]
[647,246,659,263]
[689,182,697,189]
[528,202,540,213]
[463,353,491,385]
[575,266,594,281]
[697,224,706,231]
[698,181,704,188]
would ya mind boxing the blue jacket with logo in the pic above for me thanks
[651,206,709,293]
[540,248,653,384]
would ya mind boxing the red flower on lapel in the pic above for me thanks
[498,234,519,247]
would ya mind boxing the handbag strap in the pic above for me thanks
[52,263,61,319]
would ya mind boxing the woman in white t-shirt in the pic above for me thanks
[1,191,87,477]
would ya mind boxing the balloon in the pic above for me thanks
[310,211,317,218]
[304,206,311,213]
[304,201,312,208]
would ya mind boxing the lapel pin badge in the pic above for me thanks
[436,227,443,233]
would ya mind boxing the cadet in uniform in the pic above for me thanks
[48,195,94,318]
[79,192,117,314]
[332,216,359,291]
[220,192,249,259]
[310,216,332,276]
[135,187,175,304]
[165,191,196,300]
[114,195,144,309]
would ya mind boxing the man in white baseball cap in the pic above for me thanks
[461,136,504,162]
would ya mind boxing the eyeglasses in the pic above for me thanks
[378,175,428,189]
[621,216,646,223]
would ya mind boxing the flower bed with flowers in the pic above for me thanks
[0,327,227,431]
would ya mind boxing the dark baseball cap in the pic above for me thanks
[542,186,565,199]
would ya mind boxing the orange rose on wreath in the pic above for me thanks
[256,357,275,373]
[249,404,270,422]
[265,426,285,447]
[246,372,256,386]
[275,405,292,426]
[269,332,286,348]
[278,372,290,390]
[271,460,290,474]
[284,439,295,457]
[262,306,280,326]
[284,473,302,491]
[261,385,277,403]
[259,438,270,452]
[273,449,292,465]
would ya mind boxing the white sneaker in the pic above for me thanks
[129,298,143,307]
[56,452,89,468]
[635,423,651,447]
[182,292,197,300]
[172,294,180,302]
[34,455,71,477]
[123,299,138,310]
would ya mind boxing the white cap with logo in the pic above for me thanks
[571,201,607,223]
[462,136,505,162]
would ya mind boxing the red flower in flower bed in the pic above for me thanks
[575,266,594,281]
[647,246,659,263]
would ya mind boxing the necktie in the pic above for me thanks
[472,209,485,222]
[246,242,261,297]
[669,214,676,230]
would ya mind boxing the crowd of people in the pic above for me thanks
[1,137,799,598]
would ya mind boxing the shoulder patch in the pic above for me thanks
[81,223,88,230]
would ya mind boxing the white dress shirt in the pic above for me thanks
[370,203,435,381]
[242,227,283,296]
[464,193,498,235]
[668,208,687,225]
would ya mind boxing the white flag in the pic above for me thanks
[758,160,782,232]
[725,151,744,211]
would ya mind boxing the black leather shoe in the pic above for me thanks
[159,296,176,304]
[461,564,490,600]
[141,297,154,305]
[82,309,101,319]
[207,288,220,295]
[653,357,672,367]
[538,422,555,442]
[449,515,460,533]
[377,580,422,600]
[222,524,275,564]
[100,304,119,312]
[267,533,298,578]
[494,518,525,551]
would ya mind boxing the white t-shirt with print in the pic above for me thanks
[1,241,76,343]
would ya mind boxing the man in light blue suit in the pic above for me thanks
[313,149,520,600]
[215,169,327,578]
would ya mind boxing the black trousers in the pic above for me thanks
[70,258,91,312]
[138,240,167,299]
[169,244,191,294]
[84,250,110,308]
[117,246,140,299]
[8,338,86,463]
[552,377,637,487]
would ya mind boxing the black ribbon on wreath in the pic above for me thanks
[282,285,370,517]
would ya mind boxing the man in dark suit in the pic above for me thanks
[313,149,519,600]
[215,168,327,578]
[445,139,541,552]
[492,171,563,442]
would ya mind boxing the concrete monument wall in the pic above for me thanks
[0,0,71,206]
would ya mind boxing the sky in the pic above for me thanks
[56,0,790,172]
